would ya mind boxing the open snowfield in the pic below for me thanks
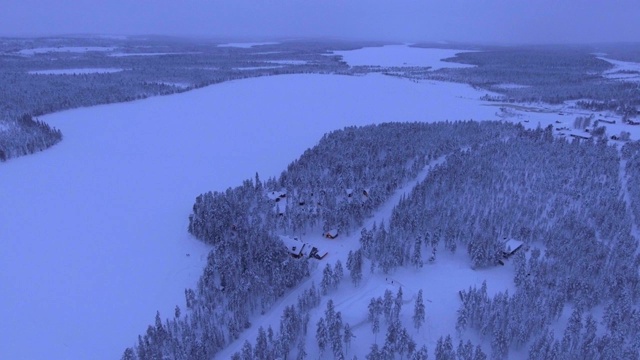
[1,45,625,359]
[599,56,640,82]
[217,42,279,48]
[109,52,201,57]
[334,45,475,69]
[28,68,125,75]
[17,46,116,55]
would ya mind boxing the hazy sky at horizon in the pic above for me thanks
[1,0,638,44]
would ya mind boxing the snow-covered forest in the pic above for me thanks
[133,121,518,359]
[0,37,369,161]
[125,121,640,359]
[3,36,640,360]
[3,38,640,163]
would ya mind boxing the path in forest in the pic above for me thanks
[215,156,446,358]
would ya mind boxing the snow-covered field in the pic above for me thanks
[109,52,200,57]
[233,66,283,71]
[599,56,640,82]
[28,68,124,75]
[17,46,116,55]
[1,44,631,360]
[333,45,475,69]
[268,60,308,65]
[217,41,279,48]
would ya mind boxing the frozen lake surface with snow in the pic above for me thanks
[2,44,632,359]
[334,45,475,69]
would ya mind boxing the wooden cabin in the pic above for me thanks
[502,239,524,258]
[309,246,328,260]
[324,229,339,239]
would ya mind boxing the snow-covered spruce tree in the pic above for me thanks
[413,289,426,332]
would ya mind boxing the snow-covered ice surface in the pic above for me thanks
[334,45,475,69]
[17,46,116,55]
[217,42,279,48]
[3,44,631,360]
[598,56,640,82]
[233,66,283,71]
[109,52,200,57]
[28,68,124,75]
[267,60,308,65]
[493,83,531,89]
[0,70,501,360]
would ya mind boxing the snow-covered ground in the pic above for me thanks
[598,56,640,82]
[268,60,308,65]
[217,42,279,48]
[233,65,283,71]
[17,46,116,55]
[334,45,475,69]
[493,83,531,89]
[28,68,125,75]
[108,52,200,57]
[2,44,633,360]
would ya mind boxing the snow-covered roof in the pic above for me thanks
[280,236,306,256]
[325,229,339,238]
[503,239,524,254]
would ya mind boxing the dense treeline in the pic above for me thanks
[0,114,62,160]
[623,141,640,226]
[411,44,640,117]
[189,121,521,243]
[362,125,640,358]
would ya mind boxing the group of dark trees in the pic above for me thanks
[410,44,640,119]
[0,114,61,160]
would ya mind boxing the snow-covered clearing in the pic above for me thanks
[233,66,283,71]
[268,60,308,65]
[109,52,200,57]
[334,45,475,69]
[28,68,124,75]
[17,46,116,55]
[494,83,531,90]
[217,42,279,48]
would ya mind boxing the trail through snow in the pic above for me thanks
[217,155,515,358]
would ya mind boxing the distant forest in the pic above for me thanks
[0,36,372,161]
[126,121,640,359]
[2,37,639,162]
[413,44,640,119]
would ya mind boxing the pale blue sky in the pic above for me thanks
[1,0,638,44]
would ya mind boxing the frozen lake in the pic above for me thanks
[1,46,503,360]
